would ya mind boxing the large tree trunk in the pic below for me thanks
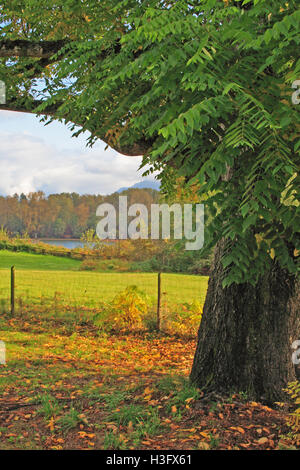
[190,240,300,403]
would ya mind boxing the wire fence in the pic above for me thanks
[0,266,208,336]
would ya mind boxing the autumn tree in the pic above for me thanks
[0,0,299,401]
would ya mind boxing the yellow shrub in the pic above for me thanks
[107,286,149,331]
[285,381,300,435]
[164,300,203,337]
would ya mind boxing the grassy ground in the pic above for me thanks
[0,250,297,450]
[0,309,295,450]
[0,250,80,271]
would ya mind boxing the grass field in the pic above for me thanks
[0,250,208,308]
[0,269,208,308]
[0,250,80,271]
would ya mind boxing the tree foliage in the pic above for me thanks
[0,188,159,238]
[0,0,299,285]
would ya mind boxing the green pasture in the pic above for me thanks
[0,251,208,308]
[0,250,79,271]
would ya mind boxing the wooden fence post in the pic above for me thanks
[157,272,161,331]
[11,266,15,316]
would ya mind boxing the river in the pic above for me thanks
[38,239,85,250]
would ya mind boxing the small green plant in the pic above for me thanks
[131,409,162,444]
[103,431,127,450]
[209,401,218,413]
[58,408,82,433]
[103,391,128,411]
[37,394,62,420]
[209,432,220,449]
[167,380,200,412]
[110,404,148,426]
[238,390,249,402]
[156,375,182,395]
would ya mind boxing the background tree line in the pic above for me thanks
[0,188,160,239]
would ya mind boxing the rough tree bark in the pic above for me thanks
[190,239,300,403]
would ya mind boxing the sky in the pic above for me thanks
[0,110,157,196]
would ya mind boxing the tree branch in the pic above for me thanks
[0,40,67,58]
[0,99,152,157]
[0,40,152,156]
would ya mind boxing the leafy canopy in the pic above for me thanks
[1,0,299,285]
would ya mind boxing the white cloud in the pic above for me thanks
[0,111,27,120]
[0,129,157,196]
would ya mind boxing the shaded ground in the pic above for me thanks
[0,312,298,450]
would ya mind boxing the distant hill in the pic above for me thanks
[117,180,160,193]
